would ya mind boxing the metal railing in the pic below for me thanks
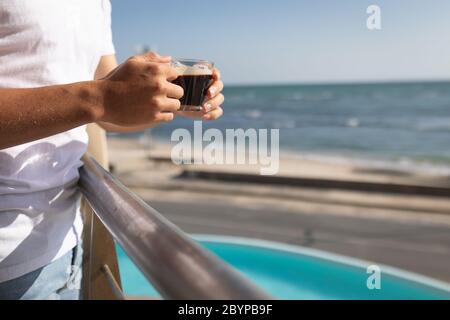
[78,155,272,300]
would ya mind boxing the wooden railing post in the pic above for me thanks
[81,124,122,300]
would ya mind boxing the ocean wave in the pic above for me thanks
[284,92,304,101]
[271,119,296,129]
[346,118,360,128]
[416,119,450,132]
[245,109,262,119]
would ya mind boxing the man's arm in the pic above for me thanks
[0,82,102,149]
[0,52,184,150]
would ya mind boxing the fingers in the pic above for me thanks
[207,69,223,98]
[166,66,180,81]
[175,93,224,120]
[166,82,184,99]
[203,93,225,112]
[212,68,221,80]
[148,97,179,124]
[156,63,182,97]
[144,61,180,83]
[176,104,224,121]
[157,97,181,113]
[154,112,175,123]
[207,79,224,99]
[129,52,181,82]
[203,68,224,120]
[148,65,182,99]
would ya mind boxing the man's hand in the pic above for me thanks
[176,68,224,120]
[98,52,184,127]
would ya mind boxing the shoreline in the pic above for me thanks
[108,135,450,187]
[109,132,450,177]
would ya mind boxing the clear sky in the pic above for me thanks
[110,0,450,85]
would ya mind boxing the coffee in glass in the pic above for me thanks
[171,59,214,111]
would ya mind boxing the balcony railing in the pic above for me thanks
[78,154,272,300]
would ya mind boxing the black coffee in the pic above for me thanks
[172,74,213,111]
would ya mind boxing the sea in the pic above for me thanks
[114,81,450,176]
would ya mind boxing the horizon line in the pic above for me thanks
[224,78,450,87]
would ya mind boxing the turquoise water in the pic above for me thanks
[116,236,450,300]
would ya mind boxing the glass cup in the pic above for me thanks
[171,59,214,111]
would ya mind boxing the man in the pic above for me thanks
[0,0,224,299]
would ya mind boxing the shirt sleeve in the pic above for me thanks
[100,0,115,56]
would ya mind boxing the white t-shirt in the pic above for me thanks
[0,0,115,282]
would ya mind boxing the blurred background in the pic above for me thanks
[107,0,450,298]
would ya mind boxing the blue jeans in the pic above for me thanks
[0,243,83,300]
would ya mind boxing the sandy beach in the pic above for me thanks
[107,137,450,218]
[106,136,450,282]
